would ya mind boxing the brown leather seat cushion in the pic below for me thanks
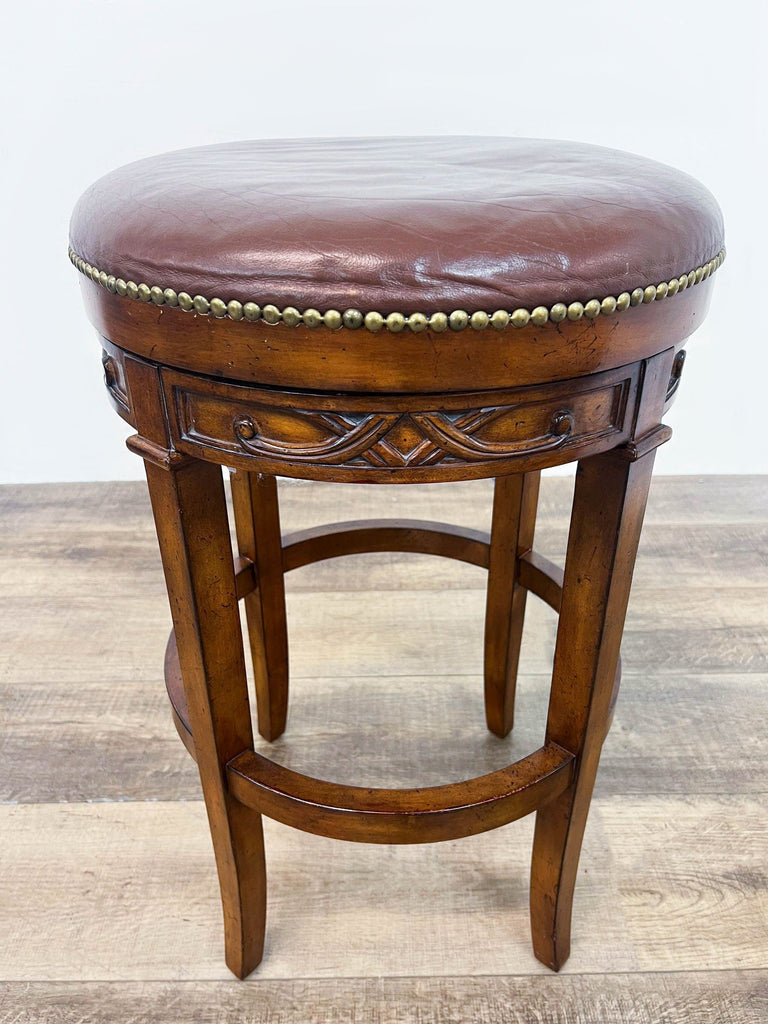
[69,136,724,315]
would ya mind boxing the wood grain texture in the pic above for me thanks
[1,475,765,533]
[0,477,765,1006]
[2,583,766,685]
[1,973,766,1024]
[0,796,765,980]
[3,672,767,804]
[1,480,765,596]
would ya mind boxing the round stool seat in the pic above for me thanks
[71,136,724,979]
[70,137,724,394]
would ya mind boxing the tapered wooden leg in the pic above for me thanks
[127,358,266,979]
[230,471,289,742]
[529,447,656,971]
[484,471,540,737]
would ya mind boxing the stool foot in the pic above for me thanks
[529,449,656,971]
[484,472,540,737]
[219,799,267,979]
[529,782,579,971]
[230,471,289,742]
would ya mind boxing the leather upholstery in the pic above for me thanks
[70,137,724,314]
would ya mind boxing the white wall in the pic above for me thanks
[1,0,765,482]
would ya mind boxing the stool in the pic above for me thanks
[69,137,724,978]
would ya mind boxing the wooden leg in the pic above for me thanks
[529,447,656,971]
[127,358,266,979]
[484,472,540,738]
[230,472,289,742]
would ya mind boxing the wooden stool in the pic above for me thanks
[70,137,723,978]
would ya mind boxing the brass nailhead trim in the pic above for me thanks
[69,246,725,333]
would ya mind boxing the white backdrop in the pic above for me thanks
[1,0,765,482]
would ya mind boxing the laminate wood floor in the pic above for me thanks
[0,476,766,1023]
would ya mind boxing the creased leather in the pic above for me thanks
[69,137,724,313]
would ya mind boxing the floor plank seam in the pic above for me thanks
[3,967,766,984]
